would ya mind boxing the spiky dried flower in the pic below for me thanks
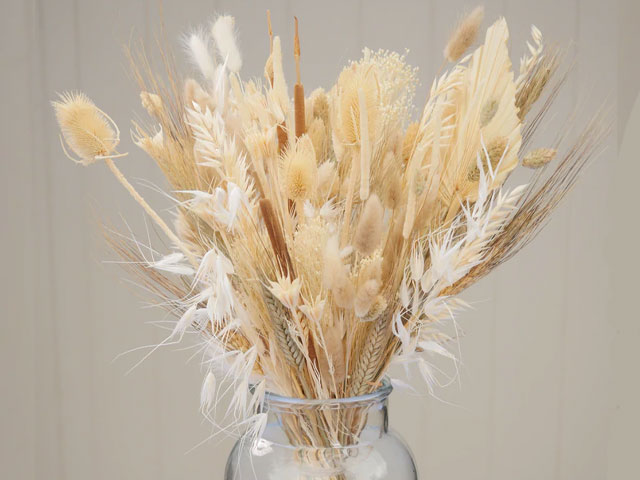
[52,92,118,165]
[51,10,606,453]
[283,134,317,201]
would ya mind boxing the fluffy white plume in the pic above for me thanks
[211,16,242,73]
[188,31,216,80]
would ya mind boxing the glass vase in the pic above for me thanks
[224,380,417,480]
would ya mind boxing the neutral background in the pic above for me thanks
[2,0,639,479]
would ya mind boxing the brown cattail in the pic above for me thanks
[522,147,557,168]
[353,194,384,256]
[260,199,295,277]
[444,6,485,63]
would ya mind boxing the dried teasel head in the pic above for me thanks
[522,147,557,168]
[307,117,328,162]
[52,92,119,165]
[444,6,485,63]
[310,87,330,125]
[283,134,317,201]
[335,64,380,145]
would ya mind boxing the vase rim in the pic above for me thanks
[262,378,393,409]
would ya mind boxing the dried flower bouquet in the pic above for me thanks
[53,7,606,450]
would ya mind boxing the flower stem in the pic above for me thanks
[104,157,199,268]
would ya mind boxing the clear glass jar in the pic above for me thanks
[225,380,417,479]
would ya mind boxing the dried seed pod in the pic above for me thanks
[353,194,384,256]
[523,148,557,168]
[444,6,485,62]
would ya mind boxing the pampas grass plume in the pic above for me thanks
[353,194,384,256]
[444,6,485,62]
[212,15,242,73]
[52,92,118,165]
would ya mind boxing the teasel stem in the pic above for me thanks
[294,17,306,138]
[104,157,199,268]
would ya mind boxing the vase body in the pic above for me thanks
[224,380,417,480]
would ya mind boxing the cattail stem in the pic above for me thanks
[267,10,273,53]
[294,17,306,137]
[104,158,199,267]
[259,198,295,277]
[294,84,306,138]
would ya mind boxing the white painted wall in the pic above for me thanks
[1,0,637,478]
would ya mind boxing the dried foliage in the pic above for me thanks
[52,7,607,451]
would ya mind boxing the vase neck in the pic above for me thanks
[259,381,392,448]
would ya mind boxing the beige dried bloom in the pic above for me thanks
[140,91,163,116]
[468,136,508,181]
[307,117,328,162]
[323,235,355,309]
[283,134,317,201]
[353,194,384,256]
[52,92,118,165]
[402,122,421,164]
[444,6,485,62]
[480,98,499,127]
[310,87,330,125]
[522,148,557,168]
[360,295,387,322]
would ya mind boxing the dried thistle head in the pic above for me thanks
[522,148,556,168]
[52,92,118,165]
[283,134,317,201]
[444,6,485,62]
[311,88,330,126]
[335,64,380,145]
